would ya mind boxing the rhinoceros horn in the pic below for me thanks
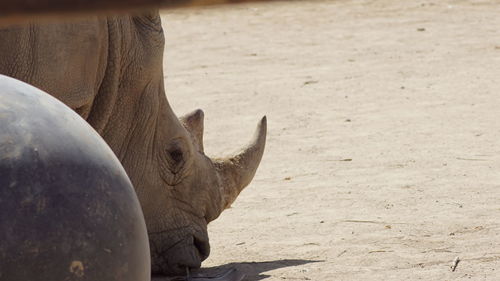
[215,116,267,209]
[179,110,266,214]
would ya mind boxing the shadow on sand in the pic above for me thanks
[195,259,322,281]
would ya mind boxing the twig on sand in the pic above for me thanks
[340,220,407,225]
[456,157,487,161]
[451,256,460,272]
[337,249,347,257]
[328,158,352,162]
[368,250,393,254]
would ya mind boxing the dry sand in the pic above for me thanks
[161,0,500,279]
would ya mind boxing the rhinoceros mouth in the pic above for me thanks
[192,232,210,260]
[149,229,210,276]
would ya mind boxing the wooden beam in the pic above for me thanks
[0,0,276,25]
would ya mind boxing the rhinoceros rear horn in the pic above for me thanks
[214,116,267,209]
[180,109,204,152]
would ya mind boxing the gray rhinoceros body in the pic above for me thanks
[0,12,266,276]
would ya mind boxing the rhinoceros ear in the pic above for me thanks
[180,109,204,153]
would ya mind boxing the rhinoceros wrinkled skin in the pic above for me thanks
[0,12,266,276]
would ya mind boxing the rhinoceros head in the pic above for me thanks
[139,109,266,276]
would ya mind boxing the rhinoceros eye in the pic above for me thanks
[158,137,195,186]
[168,147,183,164]
[164,138,191,174]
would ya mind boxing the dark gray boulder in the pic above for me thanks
[0,75,150,281]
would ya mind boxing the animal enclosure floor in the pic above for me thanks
[161,0,500,280]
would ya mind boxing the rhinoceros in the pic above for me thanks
[0,11,266,276]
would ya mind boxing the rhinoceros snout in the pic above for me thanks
[150,231,210,276]
[193,232,210,261]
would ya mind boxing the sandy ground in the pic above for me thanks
[161,1,500,280]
